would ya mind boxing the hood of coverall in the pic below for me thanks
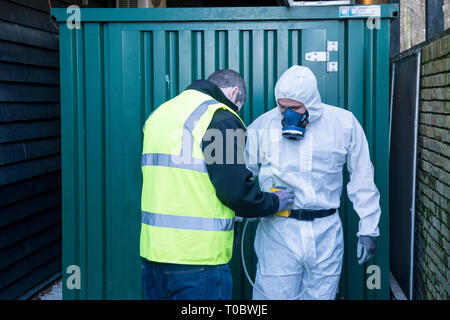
[274,65,323,123]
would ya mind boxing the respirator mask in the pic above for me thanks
[281,107,310,140]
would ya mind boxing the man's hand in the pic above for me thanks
[357,236,376,265]
[273,188,295,213]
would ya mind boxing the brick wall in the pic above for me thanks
[414,33,450,300]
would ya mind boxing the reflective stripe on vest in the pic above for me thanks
[141,153,207,173]
[142,211,234,232]
[141,99,216,173]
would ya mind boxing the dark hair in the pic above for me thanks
[207,69,247,104]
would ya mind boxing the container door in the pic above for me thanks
[104,20,344,300]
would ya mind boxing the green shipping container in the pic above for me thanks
[53,4,398,300]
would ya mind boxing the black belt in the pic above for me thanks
[288,208,336,221]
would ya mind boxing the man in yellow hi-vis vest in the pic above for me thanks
[140,69,294,300]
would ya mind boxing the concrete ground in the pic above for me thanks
[30,278,62,300]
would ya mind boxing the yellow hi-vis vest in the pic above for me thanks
[140,89,245,265]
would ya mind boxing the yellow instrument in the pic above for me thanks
[270,186,291,217]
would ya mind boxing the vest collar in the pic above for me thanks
[186,80,239,113]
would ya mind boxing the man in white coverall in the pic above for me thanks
[245,66,381,300]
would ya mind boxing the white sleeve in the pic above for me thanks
[245,126,260,179]
[346,115,381,238]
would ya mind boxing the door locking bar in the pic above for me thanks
[305,41,339,72]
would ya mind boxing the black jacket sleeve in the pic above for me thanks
[201,109,279,218]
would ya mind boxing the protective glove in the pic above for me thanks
[273,188,295,213]
[357,236,376,265]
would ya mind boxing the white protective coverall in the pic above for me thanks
[245,66,381,300]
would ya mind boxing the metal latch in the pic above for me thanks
[305,41,339,72]
[305,51,329,62]
[328,41,338,52]
[327,62,338,72]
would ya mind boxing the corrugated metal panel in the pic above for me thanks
[54,5,397,299]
